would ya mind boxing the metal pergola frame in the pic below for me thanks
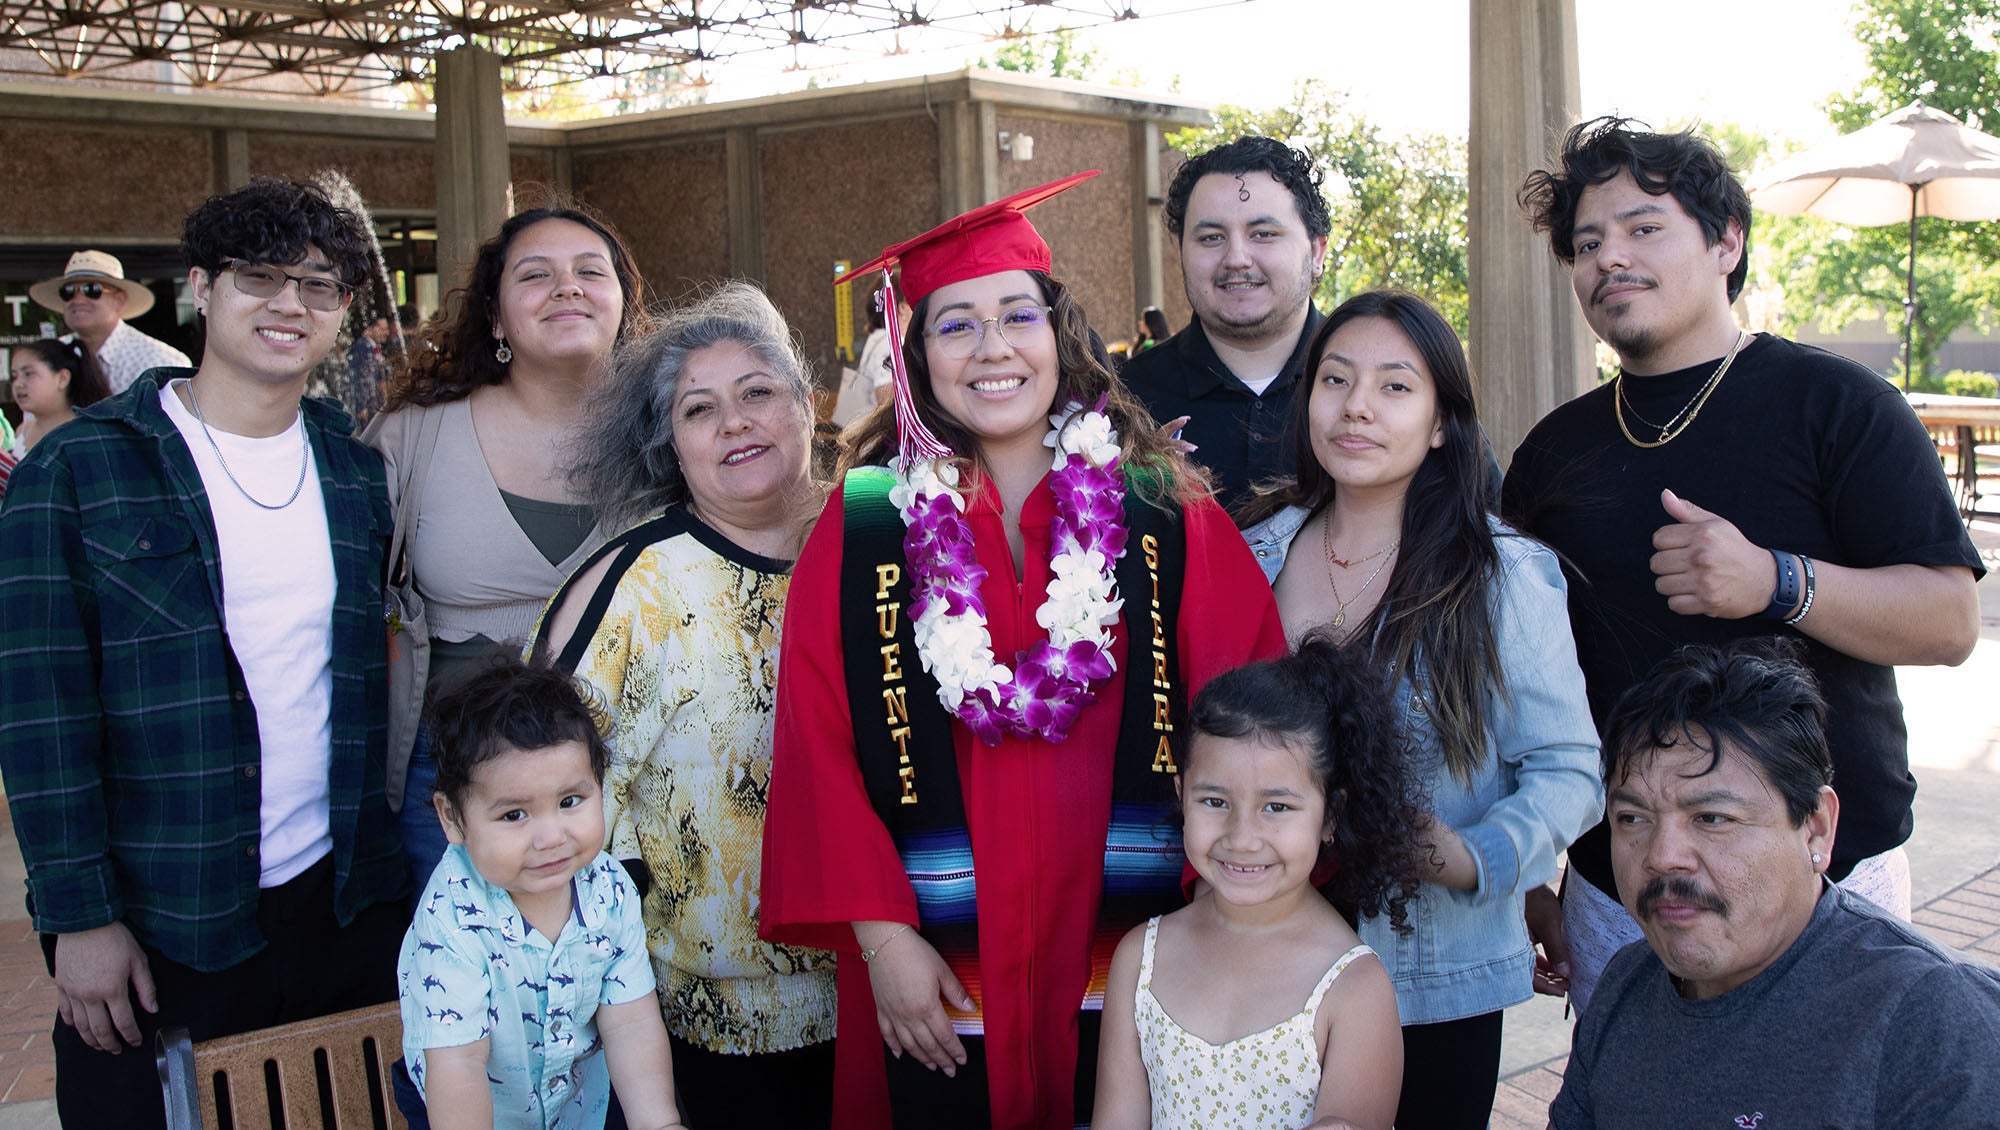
[0,0,1230,101]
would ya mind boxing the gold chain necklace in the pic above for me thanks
[1614,331,1749,449]
[1326,536,1400,569]
[1322,511,1398,630]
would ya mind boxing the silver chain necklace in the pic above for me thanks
[184,379,309,510]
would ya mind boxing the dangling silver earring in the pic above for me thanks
[495,338,513,364]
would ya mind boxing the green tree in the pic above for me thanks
[1754,0,2000,386]
[1166,81,1469,333]
[976,28,1100,81]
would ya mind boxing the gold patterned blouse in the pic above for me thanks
[539,507,836,1055]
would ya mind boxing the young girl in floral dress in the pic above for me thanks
[758,172,1286,1130]
[1093,638,1423,1130]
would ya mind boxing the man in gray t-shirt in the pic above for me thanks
[1551,643,2000,1129]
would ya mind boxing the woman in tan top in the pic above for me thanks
[533,282,835,1127]
[365,205,652,887]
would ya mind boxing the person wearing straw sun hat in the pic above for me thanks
[29,249,191,395]
[759,171,1286,1129]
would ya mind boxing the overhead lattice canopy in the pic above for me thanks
[0,0,1225,100]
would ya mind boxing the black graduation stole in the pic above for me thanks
[839,465,1189,1024]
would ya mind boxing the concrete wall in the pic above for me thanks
[0,71,1209,395]
[0,118,212,241]
[251,136,436,213]
[759,115,940,376]
[574,139,732,304]
[995,113,1134,346]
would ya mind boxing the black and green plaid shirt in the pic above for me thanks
[0,371,407,972]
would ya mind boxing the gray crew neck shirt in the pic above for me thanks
[1551,884,2000,1129]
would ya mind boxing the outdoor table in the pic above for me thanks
[1908,392,2000,518]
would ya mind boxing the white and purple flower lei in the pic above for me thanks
[890,399,1129,746]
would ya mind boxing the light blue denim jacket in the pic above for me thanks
[1242,506,1603,1024]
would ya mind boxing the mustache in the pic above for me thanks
[1636,875,1728,919]
[1592,271,1656,306]
[1215,272,1267,287]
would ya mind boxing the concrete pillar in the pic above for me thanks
[1468,0,1594,464]
[936,100,999,219]
[726,127,765,281]
[434,45,511,291]
[1129,120,1165,314]
[552,147,575,197]
[212,127,251,192]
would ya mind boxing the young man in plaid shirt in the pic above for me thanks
[0,178,408,1128]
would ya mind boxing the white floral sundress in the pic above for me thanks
[1135,915,1373,1129]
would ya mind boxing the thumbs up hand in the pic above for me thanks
[1650,489,1776,620]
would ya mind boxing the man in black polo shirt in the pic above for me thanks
[1123,136,1329,512]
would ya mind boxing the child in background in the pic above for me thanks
[1093,637,1425,1130]
[395,658,684,1130]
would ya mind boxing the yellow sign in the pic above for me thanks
[833,259,854,362]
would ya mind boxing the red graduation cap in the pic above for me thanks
[839,169,1100,303]
[838,169,1099,465]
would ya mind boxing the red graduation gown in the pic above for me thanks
[760,473,1284,1130]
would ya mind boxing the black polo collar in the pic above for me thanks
[1169,305,1325,399]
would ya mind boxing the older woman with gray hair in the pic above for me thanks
[533,281,835,1127]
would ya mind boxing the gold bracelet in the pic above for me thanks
[860,924,914,964]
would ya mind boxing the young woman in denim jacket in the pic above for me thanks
[1237,291,1602,1130]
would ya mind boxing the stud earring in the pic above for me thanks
[495,338,513,364]
[1811,852,1824,866]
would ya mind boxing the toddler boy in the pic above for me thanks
[396,658,682,1130]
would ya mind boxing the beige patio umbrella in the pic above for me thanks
[1749,100,2000,383]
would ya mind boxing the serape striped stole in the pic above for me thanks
[839,465,1189,1040]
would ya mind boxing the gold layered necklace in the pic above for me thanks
[1614,330,1749,449]
[1322,510,1398,630]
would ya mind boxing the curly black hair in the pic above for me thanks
[181,177,372,288]
[1518,116,1752,302]
[1188,633,1425,932]
[424,654,612,816]
[1163,135,1332,242]
[384,203,651,410]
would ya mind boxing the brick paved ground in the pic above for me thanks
[0,920,53,1106]
[1486,862,2000,1130]
[0,805,52,1107]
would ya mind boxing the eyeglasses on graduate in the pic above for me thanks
[925,305,1054,358]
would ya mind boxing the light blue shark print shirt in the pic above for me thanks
[398,845,655,1129]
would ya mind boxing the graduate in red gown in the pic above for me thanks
[759,171,1286,1130]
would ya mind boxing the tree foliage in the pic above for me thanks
[1752,0,2000,385]
[976,29,1100,81]
[1165,80,1469,334]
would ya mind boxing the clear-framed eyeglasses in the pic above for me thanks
[925,305,1054,359]
[222,259,355,313]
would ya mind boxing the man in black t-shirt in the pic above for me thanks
[1503,118,1982,1015]
[1121,136,1329,513]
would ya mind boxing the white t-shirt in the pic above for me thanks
[160,381,335,888]
[1239,370,1283,396]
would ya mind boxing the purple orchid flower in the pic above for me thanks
[900,408,1132,746]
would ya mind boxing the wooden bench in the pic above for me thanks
[155,1001,406,1130]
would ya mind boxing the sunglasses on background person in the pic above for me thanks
[57,282,108,302]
